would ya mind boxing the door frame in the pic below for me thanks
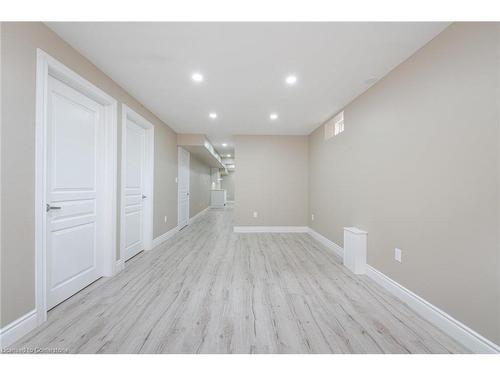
[119,104,154,265]
[35,49,118,325]
[177,147,190,228]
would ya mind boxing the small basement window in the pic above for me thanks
[324,120,334,140]
[333,111,344,136]
[324,110,344,140]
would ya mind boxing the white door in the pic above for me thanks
[124,119,146,260]
[178,147,190,229]
[46,76,105,309]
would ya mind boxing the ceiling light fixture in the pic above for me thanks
[285,75,297,85]
[191,72,204,82]
[209,112,217,119]
[227,154,231,157]
[270,113,279,120]
[222,143,228,147]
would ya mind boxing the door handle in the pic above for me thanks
[142,194,147,199]
[46,204,62,212]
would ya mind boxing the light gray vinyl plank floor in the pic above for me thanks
[11,205,467,353]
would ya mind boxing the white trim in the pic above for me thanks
[307,228,344,258]
[119,104,155,269]
[189,207,209,224]
[233,226,309,233]
[150,206,210,249]
[0,310,38,348]
[226,200,235,203]
[365,265,500,354]
[35,49,117,327]
[177,147,190,229]
[308,227,499,353]
[151,225,180,249]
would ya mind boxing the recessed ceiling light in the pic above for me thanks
[191,72,204,82]
[270,113,279,120]
[227,154,231,157]
[209,112,217,119]
[222,143,228,147]
[285,75,297,85]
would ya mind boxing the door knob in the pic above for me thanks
[46,204,62,212]
[142,194,147,199]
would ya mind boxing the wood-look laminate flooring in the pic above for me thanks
[12,206,467,353]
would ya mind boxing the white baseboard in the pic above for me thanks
[307,227,499,353]
[0,309,38,348]
[152,225,180,248]
[151,207,209,249]
[365,265,500,353]
[234,226,309,233]
[189,207,209,224]
[307,228,344,258]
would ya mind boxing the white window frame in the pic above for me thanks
[334,111,344,136]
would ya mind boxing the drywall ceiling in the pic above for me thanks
[46,22,449,154]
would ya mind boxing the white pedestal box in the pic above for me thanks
[343,227,367,274]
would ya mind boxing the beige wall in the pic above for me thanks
[0,22,178,328]
[309,23,500,344]
[189,155,211,218]
[235,135,308,226]
[153,124,178,238]
[221,171,236,201]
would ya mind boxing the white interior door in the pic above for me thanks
[178,147,190,229]
[124,119,147,260]
[46,76,105,310]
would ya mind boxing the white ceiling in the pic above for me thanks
[47,22,449,154]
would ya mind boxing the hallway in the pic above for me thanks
[11,206,466,353]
